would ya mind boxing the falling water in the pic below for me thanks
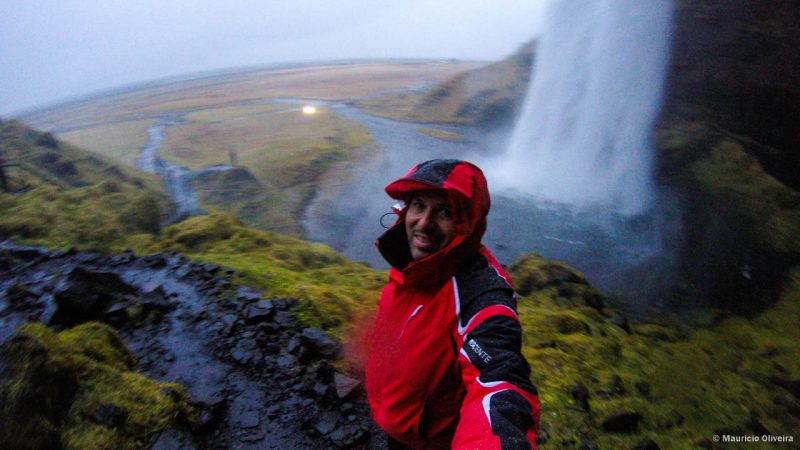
[490,0,673,215]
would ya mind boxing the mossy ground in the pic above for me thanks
[148,212,384,338]
[513,255,800,448]
[0,120,167,252]
[1,322,191,449]
[359,43,532,125]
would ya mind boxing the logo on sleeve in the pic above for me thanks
[467,338,492,364]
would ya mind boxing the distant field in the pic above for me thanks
[58,118,155,166]
[16,61,478,237]
[21,61,479,131]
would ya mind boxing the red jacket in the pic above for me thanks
[366,159,540,449]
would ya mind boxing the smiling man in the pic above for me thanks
[367,159,540,449]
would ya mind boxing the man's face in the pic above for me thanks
[405,190,457,260]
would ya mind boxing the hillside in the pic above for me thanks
[0,120,167,251]
[358,42,534,127]
[654,0,800,312]
[1,123,799,447]
[19,62,477,237]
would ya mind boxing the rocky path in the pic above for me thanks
[0,241,385,449]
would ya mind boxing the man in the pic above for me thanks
[366,159,540,449]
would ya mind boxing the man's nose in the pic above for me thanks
[417,209,435,230]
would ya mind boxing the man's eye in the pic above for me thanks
[438,208,452,219]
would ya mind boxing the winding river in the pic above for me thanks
[137,101,678,311]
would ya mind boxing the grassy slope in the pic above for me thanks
[3,119,797,447]
[0,120,167,251]
[23,63,470,238]
[1,322,191,449]
[58,118,156,167]
[510,254,800,448]
[358,43,533,125]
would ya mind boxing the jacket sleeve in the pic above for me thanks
[452,290,540,450]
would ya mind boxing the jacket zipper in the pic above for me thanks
[397,304,423,339]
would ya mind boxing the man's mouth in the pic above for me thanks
[412,233,440,252]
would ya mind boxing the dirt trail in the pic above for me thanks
[0,241,386,448]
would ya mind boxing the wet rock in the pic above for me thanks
[85,403,129,428]
[51,266,137,326]
[150,427,198,450]
[107,251,135,266]
[611,314,632,334]
[635,381,652,398]
[601,411,642,433]
[772,376,800,400]
[570,383,590,412]
[329,425,366,447]
[277,354,298,368]
[313,382,330,397]
[579,432,599,450]
[190,393,226,431]
[300,327,338,359]
[236,287,261,304]
[313,412,339,436]
[3,283,44,318]
[287,336,302,354]
[334,373,361,400]
[102,299,138,327]
[634,439,661,450]
[231,341,263,366]
[238,409,260,428]
[244,300,274,324]
[608,375,626,397]
[3,246,48,262]
[143,253,167,269]
[274,310,297,328]
[140,285,175,315]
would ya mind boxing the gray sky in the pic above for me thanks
[0,0,545,116]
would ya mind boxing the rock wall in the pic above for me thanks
[655,0,800,311]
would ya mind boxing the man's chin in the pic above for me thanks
[410,246,437,260]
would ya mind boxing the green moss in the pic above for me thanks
[513,253,800,448]
[0,120,167,252]
[1,322,191,449]
[690,138,800,254]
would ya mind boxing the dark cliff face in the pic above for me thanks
[656,0,800,312]
[661,0,800,189]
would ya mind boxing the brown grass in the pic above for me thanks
[22,62,478,131]
[58,119,155,166]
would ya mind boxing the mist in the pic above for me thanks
[0,0,545,115]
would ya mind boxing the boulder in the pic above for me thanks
[334,373,361,400]
[244,300,274,324]
[299,328,338,359]
[633,439,661,450]
[51,266,137,326]
[601,411,642,433]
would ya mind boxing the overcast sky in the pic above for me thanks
[0,0,545,116]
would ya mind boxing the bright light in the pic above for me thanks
[302,106,317,114]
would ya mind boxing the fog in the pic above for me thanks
[0,0,545,115]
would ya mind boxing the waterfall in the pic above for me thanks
[490,0,673,215]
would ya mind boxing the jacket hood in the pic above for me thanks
[376,159,491,286]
